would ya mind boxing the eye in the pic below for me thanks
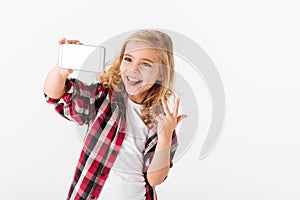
[141,62,152,67]
[123,57,132,62]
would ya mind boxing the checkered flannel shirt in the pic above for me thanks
[44,78,178,200]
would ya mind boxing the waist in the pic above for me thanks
[98,168,146,200]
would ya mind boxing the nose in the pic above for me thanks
[130,61,141,72]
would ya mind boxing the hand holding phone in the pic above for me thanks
[57,38,106,73]
[56,38,78,76]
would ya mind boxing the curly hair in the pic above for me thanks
[97,29,175,125]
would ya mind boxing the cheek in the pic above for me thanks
[145,69,160,81]
[119,63,126,75]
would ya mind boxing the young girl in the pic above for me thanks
[44,29,187,200]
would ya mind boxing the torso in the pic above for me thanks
[98,97,148,200]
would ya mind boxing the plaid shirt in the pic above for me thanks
[44,78,178,200]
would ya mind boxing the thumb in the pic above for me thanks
[177,114,188,124]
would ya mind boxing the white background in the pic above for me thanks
[0,0,299,199]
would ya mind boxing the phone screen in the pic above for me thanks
[58,44,106,73]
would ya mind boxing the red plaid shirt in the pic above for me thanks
[44,78,178,200]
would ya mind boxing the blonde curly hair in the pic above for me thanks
[97,29,175,125]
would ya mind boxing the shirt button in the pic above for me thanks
[100,172,105,176]
[91,195,95,199]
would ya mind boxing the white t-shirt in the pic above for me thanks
[98,97,148,200]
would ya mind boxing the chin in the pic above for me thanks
[124,86,140,95]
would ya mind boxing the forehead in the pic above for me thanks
[124,41,160,63]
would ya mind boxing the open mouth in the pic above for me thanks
[126,76,142,86]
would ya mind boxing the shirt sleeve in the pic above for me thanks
[44,78,108,125]
[169,129,178,169]
[143,129,179,173]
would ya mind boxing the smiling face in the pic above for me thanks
[120,41,162,104]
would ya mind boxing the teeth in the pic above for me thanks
[127,76,141,82]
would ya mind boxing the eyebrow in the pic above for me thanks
[123,53,155,63]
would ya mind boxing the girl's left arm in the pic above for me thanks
[146,97,187,186]
[146,132,173,186]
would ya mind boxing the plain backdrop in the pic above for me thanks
[0,0,299,199]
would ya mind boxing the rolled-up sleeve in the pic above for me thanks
[143,129,178,173]
[169,130,178,169]
[44,78,107,125]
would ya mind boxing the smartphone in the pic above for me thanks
[58,43,106,73]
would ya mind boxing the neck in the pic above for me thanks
[128,94,146,104]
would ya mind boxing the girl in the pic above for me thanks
[44,29,187,200]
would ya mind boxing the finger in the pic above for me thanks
[177,114,188,124]
[58,37,66,44]
[161,97,171,116]
[71,40,80,44]
[159,113,166,118]
[67,40,80,44]
[173,98,180,117]
[64,68,74,75]
[155,114,163,120]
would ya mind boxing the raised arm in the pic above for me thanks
[43,38,108,125]
[43,38,80,98]
[43,63,73,99]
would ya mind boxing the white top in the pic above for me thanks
[98,97,148,200]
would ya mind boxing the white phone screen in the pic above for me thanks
[58,44,106,73]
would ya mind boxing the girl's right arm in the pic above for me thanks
[44,38,78,99]
[43,38,108,125]
[43,63,73,99]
